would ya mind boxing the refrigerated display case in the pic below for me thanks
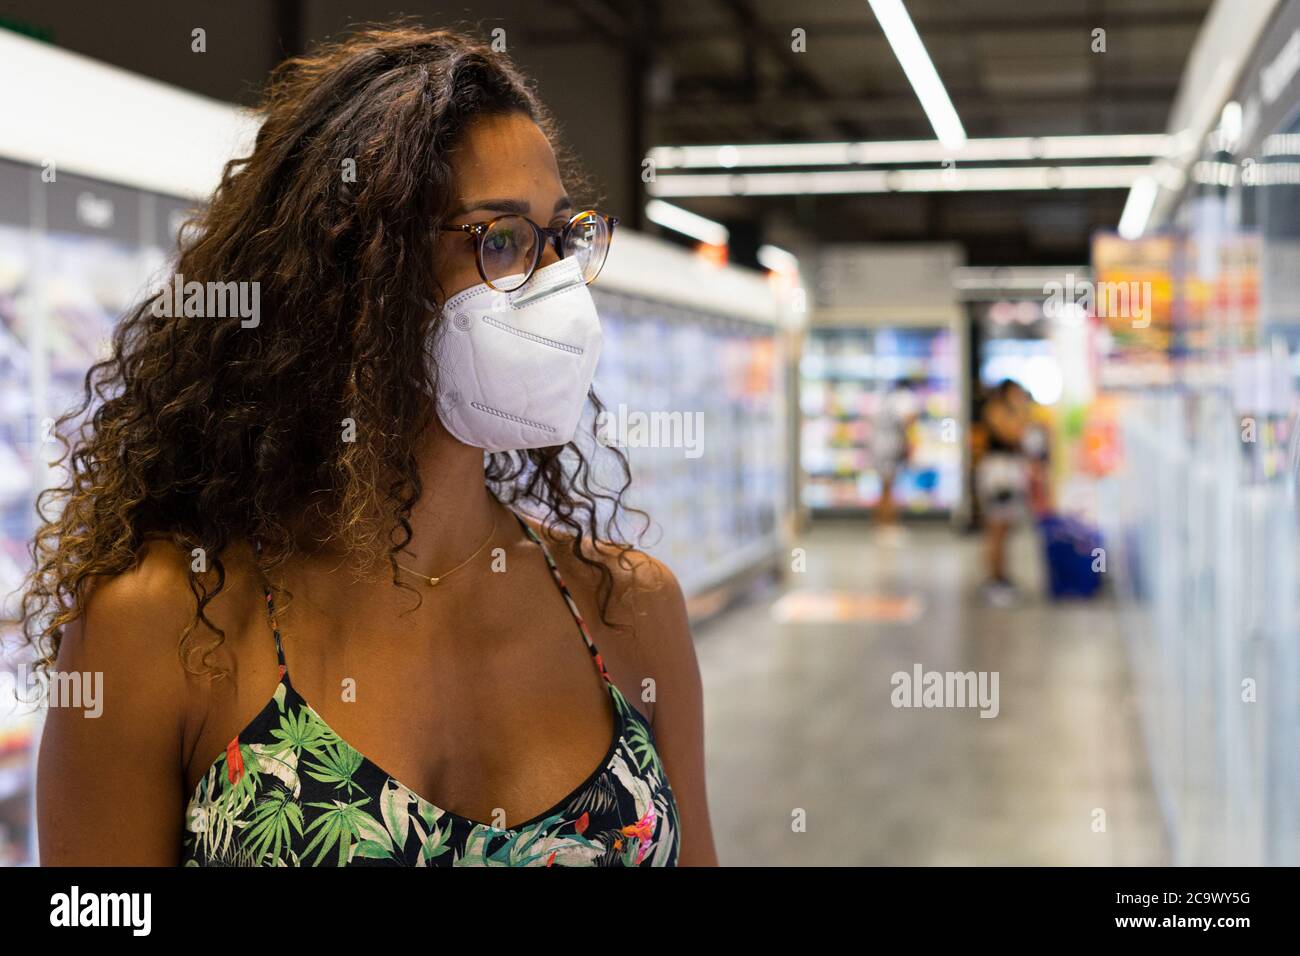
[579,229,791,601]
[0,174,36,636]
[0,160,38,869]
[0,159,193,867]
[1097,0,1300,866]
[590,289,787,598]
[799,326,959,515]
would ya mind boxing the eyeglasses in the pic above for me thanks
[439,209,619,293]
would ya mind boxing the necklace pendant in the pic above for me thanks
[428,576,440,587]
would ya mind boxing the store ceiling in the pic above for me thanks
[0,0,1216,268]
[632,0,1208,143]
[578,0,1215,266]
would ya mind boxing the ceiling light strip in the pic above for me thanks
[647,165,1154,197]
[643,199,730,244]
[866,0,967,150]
[650,134,1174,170]
[1118,176,1159,239]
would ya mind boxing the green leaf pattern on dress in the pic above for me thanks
[181,680,679,867]
[183,510,680,867]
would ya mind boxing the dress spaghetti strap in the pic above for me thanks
[508,510,613,686]
[251,536,286,671]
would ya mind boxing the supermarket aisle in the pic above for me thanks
[696,522,1168,866]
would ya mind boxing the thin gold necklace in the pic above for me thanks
[395,508,499,587]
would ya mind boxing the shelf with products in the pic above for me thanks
[799,325,959,514]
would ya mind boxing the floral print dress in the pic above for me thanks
[181,512,680,867]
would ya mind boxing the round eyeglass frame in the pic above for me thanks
[438,209,619,292]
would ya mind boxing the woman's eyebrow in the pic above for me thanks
[448,195,574,219]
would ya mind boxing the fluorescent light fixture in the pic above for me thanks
[1263,133,1300,156]
[649,134,1172,170]
[644,199,729,245]
[1191,160,1237,186]
[867,0,966,150]
[757,244,799,273]
[1153,160,1186,191]
[1118,175,1158,239]
[1217,100,1243,151]
[892,165,1145,191]
[0,28,258,200]
[650,170,890,197]
[647,164,1153,197]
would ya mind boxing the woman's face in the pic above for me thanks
[435,112,573,303]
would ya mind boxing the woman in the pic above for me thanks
[18,27,716,866]
[974,379,1033,605]
[871,378,920,540]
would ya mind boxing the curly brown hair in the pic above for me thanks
[9,24,645,680]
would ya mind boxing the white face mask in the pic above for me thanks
[430,255,603,452]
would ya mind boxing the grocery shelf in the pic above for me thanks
[800,326,961,516]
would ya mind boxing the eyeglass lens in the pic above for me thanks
[563,211,612,284]
[477,211,613,291]
[479,216,540,292]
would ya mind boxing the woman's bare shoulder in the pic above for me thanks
[517,512,677,597]
[518,513,691,677]
[69,536,264,692]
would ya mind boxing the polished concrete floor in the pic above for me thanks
[695,521,1169,866]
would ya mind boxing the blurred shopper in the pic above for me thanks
[18,26,714,867]
[872,378,920,541]
[974,380,1033,604]
[1022,403,1053,517]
